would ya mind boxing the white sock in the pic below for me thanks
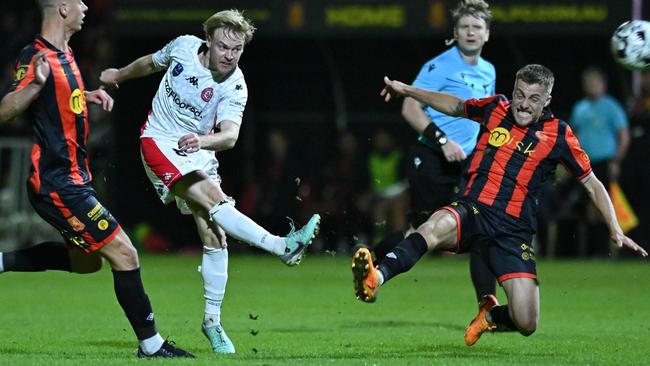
[202,246,228,327]
[209,202,286,255]
[139,333,165,355]
[0,252,4,273]
[377,269,385,286]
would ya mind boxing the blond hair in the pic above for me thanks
[516,64,555,94]
[203,9,256,44]
[451,0,492,29]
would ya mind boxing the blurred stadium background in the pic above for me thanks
[1,0,649,258]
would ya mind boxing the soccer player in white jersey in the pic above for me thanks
[99,9,321,354]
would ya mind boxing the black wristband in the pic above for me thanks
[422,123,446,145]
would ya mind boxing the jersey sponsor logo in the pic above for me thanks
[186,76,199,87]
[520,243,535,261]
[97,219,109,231]
[15,65,28,81]
[66,216,86,232]
[172,63,184,76]
[87,203,104,221]
[235,84,243,90]
[201,87,213,102]
[69,88,85,115]
[488,127,510,147]
[488,127,535,156]
[164,79,203,118]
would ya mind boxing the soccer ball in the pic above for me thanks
[610,20,650,71]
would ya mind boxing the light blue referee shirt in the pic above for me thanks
[569,95,628,163]
[413,46,496,155]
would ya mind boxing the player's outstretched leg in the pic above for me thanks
[202,323,235,354]
[351,247,381,302]
[280,214,321,266]
[464,294,499,346]
[208,201,320,265]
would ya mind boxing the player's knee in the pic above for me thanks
[101,236,140,270]
[516,317,538,336]
[417,211,455,250]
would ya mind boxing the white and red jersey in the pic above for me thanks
[141,35,247,140]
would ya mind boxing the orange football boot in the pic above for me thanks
[464,294,499,346]
[351,247,380,303]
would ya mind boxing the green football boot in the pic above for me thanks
[280,214,321,266]
[202,323,235,354]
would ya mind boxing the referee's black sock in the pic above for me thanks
[377,232,429,283]
[1,241,71,272]
[372,231,405,261]
[488,305,517,331]
[112,268,158,340]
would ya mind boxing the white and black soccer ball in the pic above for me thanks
[611,20,650,71]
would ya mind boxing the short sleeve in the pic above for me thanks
[216,82,248,126]
[463,94,506,124]
[412,61,445,91]
[559,124,592,180]
[151,37,177,70]
[9,46,38,93]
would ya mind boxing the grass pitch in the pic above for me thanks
[0,253,648,365]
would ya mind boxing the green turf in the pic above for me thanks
[0,254,648,365]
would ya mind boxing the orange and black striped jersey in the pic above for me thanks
[460,95,592,229]
[10,35,91,194]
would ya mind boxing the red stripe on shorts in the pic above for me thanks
[498,272,537,283]
[140,137,183,188]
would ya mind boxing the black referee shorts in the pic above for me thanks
[406,143,462,228]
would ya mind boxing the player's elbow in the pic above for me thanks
[223,135,238,150]
[0,102,13,123]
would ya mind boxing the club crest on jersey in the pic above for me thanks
[66,216,86,232]
[172,63,184,77]
[201,87,214,102]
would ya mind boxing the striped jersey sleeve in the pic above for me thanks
[9,45,39,93]
[463,94,509,124]
[558,122,592,179]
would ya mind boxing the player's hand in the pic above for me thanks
[85,88,114,112]
[32,50,51,87]
[178,133,201,153]
[381,76,409,102]
[440,139,466,162]
[99,68,120,89]
[612,231,647,258]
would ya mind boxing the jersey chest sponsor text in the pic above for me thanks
[164,78,204,118]
[486,126,541,157]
